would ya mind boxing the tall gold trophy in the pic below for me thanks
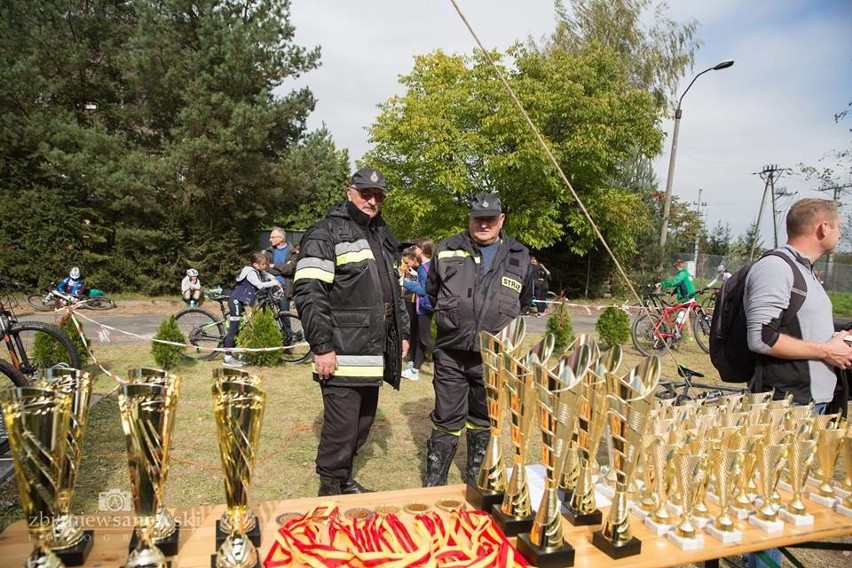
[493,335,553,535]
[779,438,816,525]
[40,368,94,566]
[705,448,745,544]
[809,422,844,508]
[212,375,266,567]
[838,434,852,517]
[666,451,706,550]
[118,377,180,568]
[466,319,525,511]
[515,346,590,568]
[592,356,660,559]
[1,387,72,568]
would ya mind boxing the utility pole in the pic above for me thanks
[817,183,852,285]
[692,188,707,267]
[750,165,783,261]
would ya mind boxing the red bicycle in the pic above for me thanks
[630,286,713,356]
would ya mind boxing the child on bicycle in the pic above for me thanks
[656,260,696,302]
[222,252,282,368]
[181,268,202,307]
[56,266,89,300]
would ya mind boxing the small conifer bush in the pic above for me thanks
[152,316,186,370]
[595,306,630,349]
[237,308,283,366]
[545,301,575,354]
[34,314,90,367]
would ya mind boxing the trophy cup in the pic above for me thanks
[666,451,706,550]
[1,387,72,568]
[748,443,787,533]
[642,436,676,534]
[838,434,852,517]
[212,377,266,567]
[808,423,844,508]
[564,366,607,525]
[118,378,180,568]
[705,448,745,544]
[124,369,181,557]
[731,426,764,518]
[515,348,589,568]
[779,438,816,525]
[592,356,660,559]
[41,368,94,566]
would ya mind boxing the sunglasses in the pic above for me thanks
[354,188,385,202]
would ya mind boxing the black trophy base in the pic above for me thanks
[562,505,602,526]
[211,554,260,568]
[516,532,575,568]
[53,530,94,566]
[490,504,534,537]
[557,487,573,504]
[215,517,261,549]
[465,482,504,513]
[592,530,642,559]
[129,520,180,557]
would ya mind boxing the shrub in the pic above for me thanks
[595,306,630,349]
[151,316,186,370]
[238,307,283,366]
[545,301,575,354]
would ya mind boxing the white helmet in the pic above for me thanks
[69,266,81,279]
[186,268,198,277]
[717,264,726,272]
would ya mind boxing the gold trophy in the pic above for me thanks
[564,364,607,525]
[515,346,590,567]
[779,438,816,525]
[592,356,660,559]
[809,423,844,507]
[41,368,94,566]
[1,387,72,568]
[212,377,266,567]
[118,378,180,568]
[838,434,852,517]
[749,443,787,533]
[466,323,523,511]
[705,448,745,544]
[124,369,181,557]
[666,451,706,549]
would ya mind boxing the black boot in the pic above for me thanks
[341,477,373,494]
[465,429,490,485]
[423,433,459,487]
[318,475,342,496]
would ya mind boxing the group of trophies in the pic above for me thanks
[463,318,852,568]
[1,366,266,568]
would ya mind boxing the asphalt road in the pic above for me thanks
[15,302,599,346]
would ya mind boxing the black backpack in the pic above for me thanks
[709,251,807,383]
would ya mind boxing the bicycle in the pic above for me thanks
[173,287,310,364]
[656,364,749,405]
[28,285,117,311]
[630,286,714,356]
[0,279,82,384]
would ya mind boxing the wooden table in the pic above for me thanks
[1,484,850,567]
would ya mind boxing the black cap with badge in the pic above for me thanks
[469,193,503,218]
[350,167,387,191]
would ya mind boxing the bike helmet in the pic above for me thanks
[717,264,726,272]
[69,266,81,280]
[186,268,199,277]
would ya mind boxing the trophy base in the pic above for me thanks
[464,483,504,513]
[211,555,259,568]
[129,521,180,557]
[628,502,652,520]
[778,508,814,526]
[706,492,720,506]
[215,518,261,549]
[515,532,575,568]
[806,490,837,509]
[591,531,641,559]
[562,506,602,527]
[691,515,712,530]
[667,502,683,517]
[643,516,673,536]
[53,530,94,566]
[667,531,704,550]
[556,487,573,504]
[596,483,616,500]
[730,506,751,520]
[836,486,851,500]
[490,505,534,537]
[836,502,852,518]
[748,514,784,533]
[776,480,793,493]
[705,522,743,544]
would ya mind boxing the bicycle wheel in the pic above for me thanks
[84,296,117,310]
[8,322,81,382]
[278,313,311,364]
[691,312,712,354]
[630,314,671,357]
[27,293,55,312]
[0,358,23,455]
[174,308,225,360]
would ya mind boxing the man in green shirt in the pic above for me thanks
[657,260,696,302]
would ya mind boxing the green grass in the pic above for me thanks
[829,291,852,319]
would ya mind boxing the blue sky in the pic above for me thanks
[286,0,851,249]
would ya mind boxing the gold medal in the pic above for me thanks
[275,512,302,525]
[343,507,374,521]
[374,504,401,515]
[402,502,432,515]
[435,498,465,512]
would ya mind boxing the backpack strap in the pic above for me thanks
[763,250,808,328]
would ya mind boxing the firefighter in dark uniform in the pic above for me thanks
[424,193,532,486]
[293,167,410,496]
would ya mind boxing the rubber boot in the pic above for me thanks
[465,429,490,485]
[423,434,459,487]
[318,475,342,497]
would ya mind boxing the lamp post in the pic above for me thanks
[659,60,734,256]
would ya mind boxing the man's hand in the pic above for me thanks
[401,339,410,360]
[823,333,852,370]
[313,351,337,380]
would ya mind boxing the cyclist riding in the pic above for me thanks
[56,266,89,299]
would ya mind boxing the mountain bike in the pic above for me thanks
[28,286,117,311]
[0,279,81,384]
[630,286,713,356]
[255,288,310,364]
[656,364,748,405]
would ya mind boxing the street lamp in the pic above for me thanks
[659,59,734,255]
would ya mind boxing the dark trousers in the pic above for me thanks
[412,313,435,370]
[316,384,379,479]
[429,348,489,433]
[405,298,418,363]
[223,298,244,350]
